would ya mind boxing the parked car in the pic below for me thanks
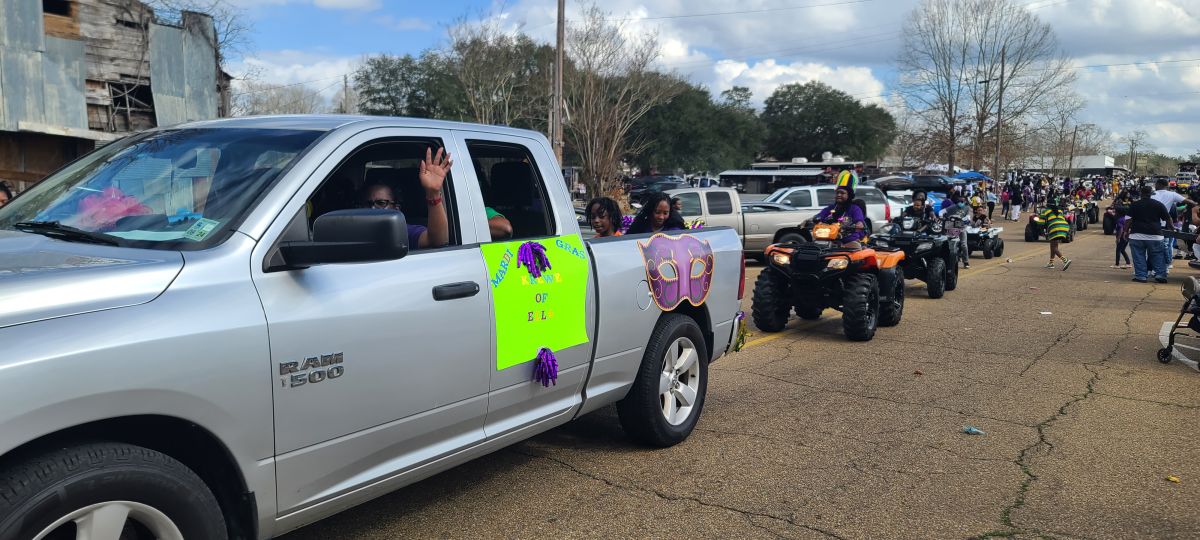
[630,179,687,201]
[760,184,893,231]
[667,187,813,259]
[0,116,745,539]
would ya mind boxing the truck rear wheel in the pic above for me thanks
[877,268,904,327]
[617,314,709,447]
[751,269,791,332]
[926,257,946,299]
[0,442,228,540]
[842,273,879,341]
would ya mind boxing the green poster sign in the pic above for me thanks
[481,235,591,371]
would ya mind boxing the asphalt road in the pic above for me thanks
[282,216,1200,539]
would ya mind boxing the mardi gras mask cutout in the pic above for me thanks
[637,233,715,310]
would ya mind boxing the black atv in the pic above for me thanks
[752,222,906,342]
[1102,205,1120,235]
[1025,210,1076,243]
[870,215,960,299]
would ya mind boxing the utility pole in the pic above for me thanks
[994,46,1005,190]
[1067,125,1079,179]
[341,74,349,114]
[551,0,565,164]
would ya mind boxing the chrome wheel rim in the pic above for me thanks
[659,337,701,425]
[33,501,183,540]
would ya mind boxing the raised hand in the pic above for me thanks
[419,147,453,195]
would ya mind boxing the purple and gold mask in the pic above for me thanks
[637,233,715,310]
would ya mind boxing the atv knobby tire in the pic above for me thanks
[1102,213,1116,235]
[926,256,947,299]
[983,239,994,259]
[751,269,791,332]
[945,255,959,291]
[794,299,823,320]
[994,238,1005,257]
[1025,224,1037,242]
[877,268,904,327]
[842,273,879,341]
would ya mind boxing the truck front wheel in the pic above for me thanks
[0,442,228,540]
[618,314,710,447]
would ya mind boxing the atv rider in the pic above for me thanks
[901,189,939,228]
[811,175,868,248]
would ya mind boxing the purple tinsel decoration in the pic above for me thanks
[516,241,552,279]
[620,215,635,233]
[532,348,558,387]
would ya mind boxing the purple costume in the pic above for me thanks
[813,203,867,243]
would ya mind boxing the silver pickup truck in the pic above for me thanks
[666,187,812,258]
[0,116,744,540]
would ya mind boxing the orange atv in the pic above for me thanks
[752,222,906,341]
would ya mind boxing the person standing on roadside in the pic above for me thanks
[1112,207,1131,269]
[1128,185,1173,283]
[1039,202,1072,270]
[1000,188,1011,220]
[986,188,998,220]
[1151,178,1195,277]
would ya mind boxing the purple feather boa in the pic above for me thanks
[517,241,552,279]
[532,348,558,387]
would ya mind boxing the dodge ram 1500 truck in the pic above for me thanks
[0,116,744,540]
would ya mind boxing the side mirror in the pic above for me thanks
[276,209,410,269]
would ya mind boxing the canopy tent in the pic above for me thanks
[953,171,992,182]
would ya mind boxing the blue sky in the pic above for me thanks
[227,0,1200,157]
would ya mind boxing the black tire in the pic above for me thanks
[945,255,959,291]
[1025,224,1037,242]
[617,314,709,447]
[1090,207,1100,224]
[1076,215,1085,231]
[793,298,823,320]
[1158,347,1172,363]
[778,232,804,245]
[841,273,879,341]
[1103,214,1116,235]
[751,269,791,332]
[983,239,994,259]
[994,238,1005,257]
[877,268,904,327]
[0,442,228,540]
[926,257,946,299]
[1065,228,1074,243]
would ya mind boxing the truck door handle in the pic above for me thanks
[433,281,480,301]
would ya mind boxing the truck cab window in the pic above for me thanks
[467,140,554,241]
[307,139,459,250]
[782,190,812,208]
[705,191,734,215]
[675,192,702,215]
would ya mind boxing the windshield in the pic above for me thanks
[0,128,323,250]
[764,188,788,202]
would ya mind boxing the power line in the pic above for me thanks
[230,74,346,98]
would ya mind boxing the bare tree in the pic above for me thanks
[962,0,1076,171]
[900,0,1075,174]
[143,0,251,66]
[1120,130,1151,174]
[447,16,553,128]
[233,82,326,116]
[564,4,683,196]
[898,0,973,173]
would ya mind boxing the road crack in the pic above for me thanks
[510,447,848,539]
[979,286,1157,539]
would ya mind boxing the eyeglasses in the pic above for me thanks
[364,199,397,209]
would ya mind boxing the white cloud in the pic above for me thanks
[711,59,887,107]
[228,50,360,101]
[377,16,432,31]
[226,0,379,10]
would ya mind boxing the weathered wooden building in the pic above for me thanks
[0,0,228,192]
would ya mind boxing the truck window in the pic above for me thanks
[782,190,812,208]
[858,189,885,204]
[466,140,555,240]
[705,191,734,215]
[675,192,702,215]
[816,189,835,206]
[306,138,460,250]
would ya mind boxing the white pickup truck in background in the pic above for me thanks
[667,187,813,259]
